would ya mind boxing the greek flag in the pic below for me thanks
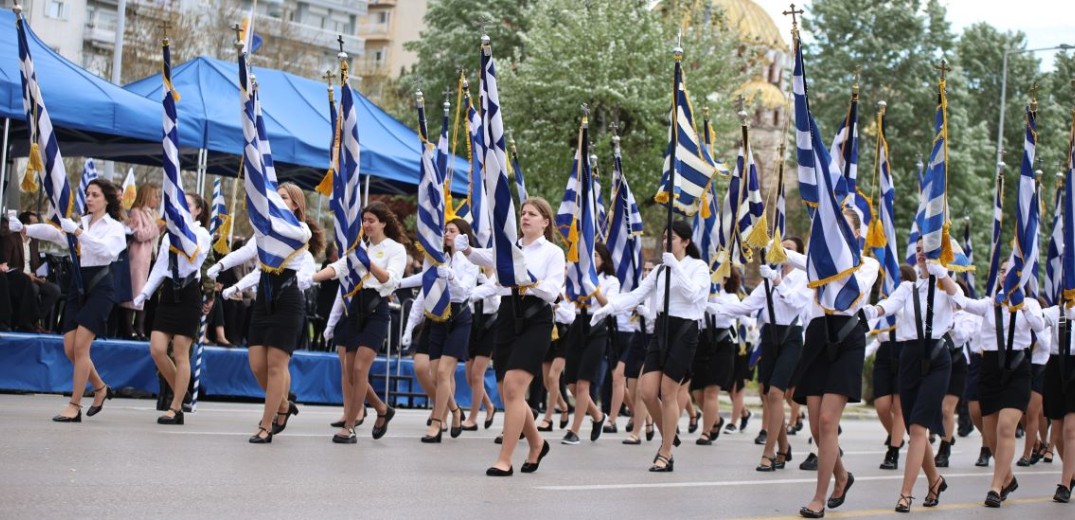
[161,39,200,264]
[918,78,972,271]
[1045,183,1062,306]
[334,74,366,299]
[872,109,900,330]
[416,99,452,319]
[593,164,608,243]
[985,169,1005,295]
[996,105,1040,308]
[961,220,978,298]
[792,36,863,312]
[209,177,231,255]
[461,90,491,248]
[75,158,98,215]
[906,160,925,266]
[509,138,529,203]
[606,136,644,293]
[1062,120,1075,305]
[15,10,82,289]
[237,52,309,271]
[563,115,599,303]
[654,61,720,216]
[479,36,533,287]
[717,136,767,274]
[830,95,873,243]
[765,152,789,266]
[694,179,721,292]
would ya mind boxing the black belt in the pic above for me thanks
[259,269,297,314]
[349,288,383,330]
[79,266,111,305]
[512,293,548,334]
[825,311,865,362]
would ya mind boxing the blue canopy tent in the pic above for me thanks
[123,56,470,194]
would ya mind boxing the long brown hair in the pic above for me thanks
[131,182,160,210]
[186,193,210,228]
[88,179,125,221]
[521,197,557,243]
[278,182,324,256]
[363,200,409,245]
[447,218,476,254]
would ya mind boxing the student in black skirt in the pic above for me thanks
[783,209,879,518]
[132,193,212,425]
[461,267,500,430]
[27,179,126,422]
[209,183,323,443]
[537,299,572,432]
[873,264,916,471]
[936,278,979,468]
[312,201,406,444]
[955,261,1046,507]
[402,282,440,426]
[1039,303,1075,502]
[691,270,741,445]
[600,244,634,436]
[1019,323,1050,466]
[866,241,961,512]
[592,220,710,471]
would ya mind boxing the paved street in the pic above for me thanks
[0,393,1069,519]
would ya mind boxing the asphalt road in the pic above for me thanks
[0,393,1069,519]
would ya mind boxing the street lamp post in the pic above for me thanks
[994,43,1073,176]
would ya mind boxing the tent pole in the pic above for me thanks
[0,118,9,214]
[363,173,370,206]
[228,174,239,249]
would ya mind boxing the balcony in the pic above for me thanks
[356,21,390,41]
[84,24,117,46]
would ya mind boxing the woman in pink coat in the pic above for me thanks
[121,183,162,339]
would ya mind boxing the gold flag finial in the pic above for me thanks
[783,3,804,36]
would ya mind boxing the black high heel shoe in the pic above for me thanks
[756,455,777,472]
[923,476,947,507]
[422,419,443,443]
[52,402,82,423]
[249,427,273,444]
[86,385,114,417]
[157,408,184,425]
[371,406,395,439]
[272,400,299,434]
[649,453,674,472]
[894,494,913,513]
[687,412,699,434]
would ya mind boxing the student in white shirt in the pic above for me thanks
[207,183,324,443]
[1039,302,1075,502]
[537,295,574,433]
[935,278,979,469]
[954,260,1046,507]
[592,220,710,472]
[692,269,742,445]
[457,197,565,476]
[871,264,915,471]
[27,179,126,422]
[865,239,962,511]
[461,265,500,431]
[312,201,406,444]
[131,193,212,425]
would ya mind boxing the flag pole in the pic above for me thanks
[663,44,683,351]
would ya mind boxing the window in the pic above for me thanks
[46,0,66,19]
[373,50,383,64]
[378,11,389,24]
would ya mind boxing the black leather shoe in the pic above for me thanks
[895,495,913,513]
[645,422,655,441]
[486,466,513,477]
[799,453,818,471]
[1000,476,1018,500]
[371,406,395,440]
[696,433,712,446]
[494,434,504,444]
[520,440,550,473]
[934,440,951,468]
[537,419,553,432]
[622,436,641,445]
[1054,484,1071,503]
[272,400,299,434]
[984,490,1002,508]
[923,476,947,507]
[798,506,824,518]
[332,428,357,444]
[460,423,479,431]
[756,455,776,472]
[975,447,992,467]
[754,429,768,445]
[591,414,606,441]
[249,427,273,444]
[880,446,900,470]
[86,385,115,417]
[827,472,854,509]
[52,403,82,423]
[648,454,673,472]
[484,409,497,430]
[157,408,184,425]
[687,413,699,434]
[603,422,618,434]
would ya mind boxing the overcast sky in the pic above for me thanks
[754,0,1072,70]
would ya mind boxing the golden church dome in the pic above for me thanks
[712,0,788,52]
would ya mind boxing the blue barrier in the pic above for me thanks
[0,333,501,408]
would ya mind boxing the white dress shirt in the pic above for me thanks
[582,272,621,319]
[951,310,981,359]
[230,250,318,293]
[328,237,407,297]
[1040,305,1075,356]
[465,235,567,304]
[613,255,709,321]
[218,224,314,274]
[713,269,810,326]
[141,224,212,299]
[785,249,880,319]
[876,277,963,341]
[26,215,126,267]
[471,271,501,315]
[708,290,741,329]
[956,296,1046,352]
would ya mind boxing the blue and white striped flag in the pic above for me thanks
[509,137,529,204]
[606,135,644,293]
[918,78,956,267]
[593,163,608,243]
[1061,119,1075,306]
[830,94,873,244]
[75,159,98,215]
[1045,182,1062,306]
[717,136,767,274]
[906,160,925,266]
[985,168,1005,295]
[792,35,863,312]
[563,114,600,304]
[871,107,900,331]
[996,105,1041,308]
[15,10,82,290]
[694,179,721,291]
[209,177,232,255]
[416,97,452,320]
[479,36,533,288]
[654,60,720,217]
[960,220,977,298]
[464,89,492,248]
[161,39,200,265]
[237,52,309,271]
[333,70,367,299]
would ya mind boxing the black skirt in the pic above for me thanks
[898,339,951,435]
[690,326,734,391]
[1043,354,1075,419]
[872,341,901,398]
[793,315,866,405]
[345,289,390,352]
[544,323,569,362]
[731,340,752,391]
[492,294,552,382]
[757,324,803,393]
[1031,362,1047,394]
[564,318,607,384]
[946,348,968,398]
[468,308,497,359]
[247,270,304,355]
[62,265,115,337]
[642,315,699,384]
[624,332,648,379]
[607,330,633,365]
[151,280,202,338]
[978,350,1031,416]
[964,352,983,401]
[428,304,472,361]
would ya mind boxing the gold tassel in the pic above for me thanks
[566,217,580,263]
[314,168,334,196]
[654,190,670,205]
[22,143,42,192]
[865,218,887,249]
[444,183,457,221]
[699,191,711,219]
[765,229,787,264]
[940,221,954,266]
[744,213,771,249]
[213,215,233,255]
[551,323,560,341]
[714,249,731,281]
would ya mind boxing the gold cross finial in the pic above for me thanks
[473,17,495,38]
[852,67,861,98]
[1029,81,1040,112]
[231,23,244,50]
[161,20,173,41]
[322,69,333,83]
[783,4,804,33]
[935,58,951,81]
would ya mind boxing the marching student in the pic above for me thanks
[26,179,126,422]
[955,261,1046,507]
[872,264,916,471]
[1038,302,1075,502]
[537,298,573,433]
[692,268,741,445]
[592,220,710,471]
[935,278,980,468]
[208,182,323,443]
[710,237,810,469]
[1018,319,1050,466]
[458,197,565,476]
[132,193,212,425]
[865,240,961,511]
[461,266,501,431]
[311,200,405,444]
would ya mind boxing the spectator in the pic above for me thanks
[120,183,162,339]
[2,211,62,331]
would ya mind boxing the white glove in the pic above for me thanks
[6,212,22,232]
[661,252,679,269]
[589,303,615,327]
[863,305,879,322]
[759,265,778,281]
[401,327,413,347]
[207,263,223,280]
[60,218,80,234]
[926,262,948,279]
[297,272,314,289]
[222,286,239,300]
[635,304,650,318]
[436,265,454,280]
[132,293,147,310]
[323,327,334,341]
[706,301,723,316]
[453,234,470,253]
[470,284,495,302]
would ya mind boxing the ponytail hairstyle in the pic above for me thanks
[362,200,410,245]
[87,179,125,221]
[186,193,210,228]
[594,242,615,277]
[670,220,701,259]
